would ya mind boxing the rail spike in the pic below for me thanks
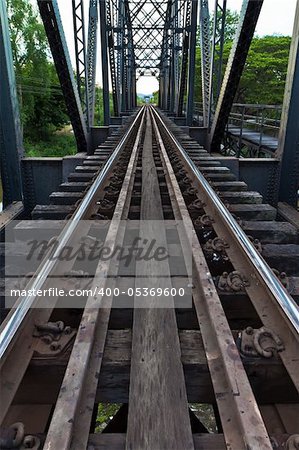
[217,270,250,292]
[0,422,41,450]
[239,326,285,359]
[272,268,290,291]
[33,321,76,357]
[286,435,299,450]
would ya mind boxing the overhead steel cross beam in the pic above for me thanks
[38,0,88,152]
[128,0,169,77]
[209,0,264,151]
[0,0,23,206]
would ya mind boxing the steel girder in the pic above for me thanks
[87,0,99,126]
[209,0,227,123]
[177,0,192,116]
[159,0,172,110]
[124,0,136,110]
[170,0,180,113]
[38,0,88,152]
[99,0,136,114]
[106,0,120,115]
[117,0,126,112]
[209,0,264,151]
[0,0,23,206]
[129,0,169,77]
[186,0,198,125]
[99,0,111,124]
[72,0,90,128]
[199,0,211,127]
[276,0,299,207]
[99,0,192,115]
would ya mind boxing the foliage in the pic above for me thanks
[93,86,115,125]
[24,131,77,157]
[210,8,239,42]
[190,404,217,433]
[236,35,291,104]
[95,404,121,432]
[195,33,291,107]
[7,0,69,141]
[151,90,159,105]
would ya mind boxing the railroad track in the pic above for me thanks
[0,105,298,449]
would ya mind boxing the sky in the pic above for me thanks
[56,0,297,95]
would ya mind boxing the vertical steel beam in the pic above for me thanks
[209,0,227,118]
[170,0,179,114]
[87,0,99,126]
[117,0,126,112]
[186,0,198,125]
[209,0,264,151]
[38,0,88,152]
[199,0,211,127]
[276,0,299,207]
[99,0,110,125]
[72,0,90,128]
[106,0,120,116]
[177,0,192,116]
[0,0,23,206]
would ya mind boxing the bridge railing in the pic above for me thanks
[193,102,282,156]
[226,103,282,150]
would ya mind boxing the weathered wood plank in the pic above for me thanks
[13,329,297,406]
[219,191,263,204]
[278,202,299,230]
[87,433,293,450]
[242,221,298,244]
[0,202,24,232]
[31,204,75,219]
[126,111,194,450]
[49,191,83,205]
[262,244,299,275]
[42,111,145,450]
[228,204,277,221]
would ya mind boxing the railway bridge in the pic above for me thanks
[0,0,299,449]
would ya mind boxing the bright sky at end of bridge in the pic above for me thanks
[57,0,297,95]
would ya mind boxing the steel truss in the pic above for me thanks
[72,0,90,128]
[209,0,264,151]
[208,0,227,125]
[199,0,210,127]
[38,0,88,152]
[87,0,99,126]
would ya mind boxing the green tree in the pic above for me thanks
[236,36,291,104]
[7,0,69,140]
[195,8,291,107]
[210,8,239,42]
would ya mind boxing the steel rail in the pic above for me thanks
[151,106,299,336]
[0,106,145,360]
[150,106,273,450]
[43,107,146,450]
